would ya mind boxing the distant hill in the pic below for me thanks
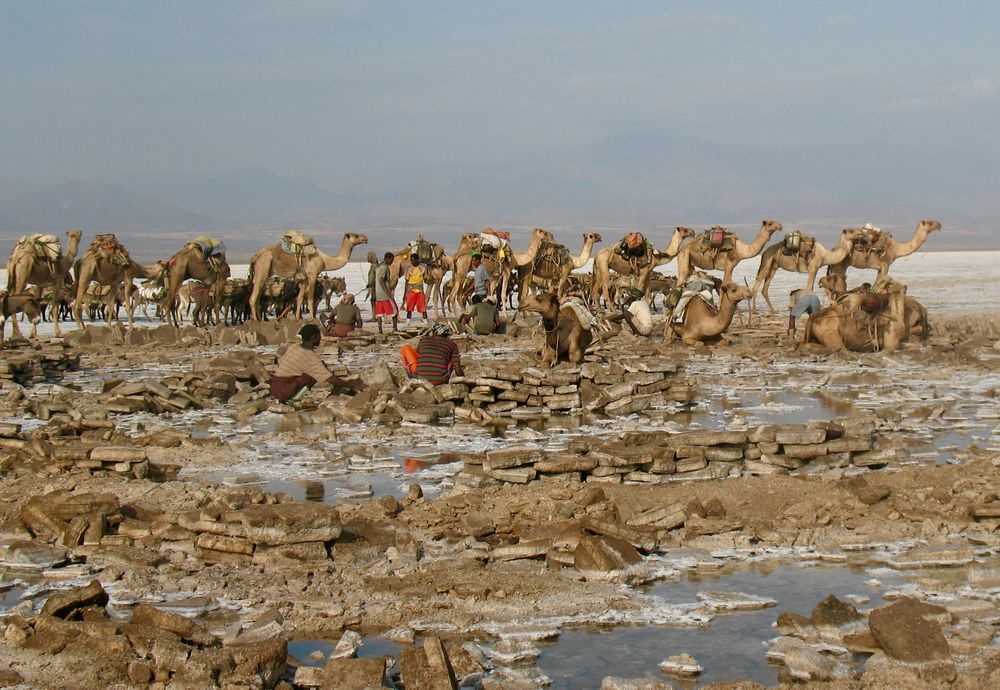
[1,133,997,259]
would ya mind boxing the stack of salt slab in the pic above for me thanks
[0,343,80,386]
[458,418,890,487]
[442,358,692,423]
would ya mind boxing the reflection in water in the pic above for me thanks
[303,481,325,502]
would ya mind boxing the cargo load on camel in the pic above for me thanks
[478,228,512,262]
[407,235,438,265]
[781,231,815,258]
[854,224,892,256]
[90,234,131,266]
[699,227,736,253]
[14,233,62,264]
[187,236,227,270]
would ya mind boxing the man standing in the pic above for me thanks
[464,251,490,303]
[364,251,378,320]
[270,324,365,403]
[374,252,398,334]
[403,253,429,324]
[414,323,464,384]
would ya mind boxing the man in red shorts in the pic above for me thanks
[403,253,429,324]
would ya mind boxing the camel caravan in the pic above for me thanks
[2,219,941,355]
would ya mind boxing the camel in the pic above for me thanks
[828,220,941,283]
[675,220,783,286]
[519,292,594,366]
[804,281,911,353]
[6,230,82,338]
[818,273,930,344]
[750,228,866,312]
[519,232,602,300]
[591,227,693,309]
[247,232,368,321]
[161,242,231,327]
[446,228,554,315]
[667,282,751,346]
[0,293,42,341]
[73,239,167,330]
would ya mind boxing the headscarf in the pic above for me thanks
[341,292,355,305]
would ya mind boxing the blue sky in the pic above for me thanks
[3,1,999,186]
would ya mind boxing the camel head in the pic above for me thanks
[519,291,559,317]
[919,220,942,234]
[456,233,481,254]
[818,273,845,300]
[150,260,169,280]
[676,227,696,239]
[842,228,866,243]
[66,229,83,241]
[761,220,783,236]
[533,228,556,243]
[720,282,752,304]
[584,232,603,243]
[346,233,368,247]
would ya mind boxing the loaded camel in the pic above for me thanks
[818,273,930,344]
[675,220,783,285]
[73,238,167,330]
[5,230,82,338]
[518,232,602,300]
[247,232,368,321]
[667,282,752,347]
[0,293,42,341]
[446,228,555,316]
[825,220,941,286]
[591,227,693,309]
[750,228,866,311]
[519,291,594,366]
[803,280,913,353]
[161,242,230,328]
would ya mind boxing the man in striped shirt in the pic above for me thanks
[270,324,365,402]
[414,323,463,384]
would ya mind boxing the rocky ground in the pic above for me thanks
[0,309,998,689]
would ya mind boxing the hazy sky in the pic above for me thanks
[4,1,999,186]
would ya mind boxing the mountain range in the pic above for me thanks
[1,132,996,261]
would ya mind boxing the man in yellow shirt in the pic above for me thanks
[403,253,429,322]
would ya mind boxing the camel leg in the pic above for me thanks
[50,281,63,337]
[124,280,135,329]
[73,264,95,330]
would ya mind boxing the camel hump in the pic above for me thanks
[91,234,131,266]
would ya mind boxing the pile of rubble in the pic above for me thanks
[767,593,972,684]
[0,416,185,480]
[3,580,287,689]
[103,350,274,414]
[458,418,889,487]
[0,342,80,386]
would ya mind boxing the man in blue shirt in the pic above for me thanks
[468,252,490,301]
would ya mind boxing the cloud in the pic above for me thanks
[882,77,1000,112]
